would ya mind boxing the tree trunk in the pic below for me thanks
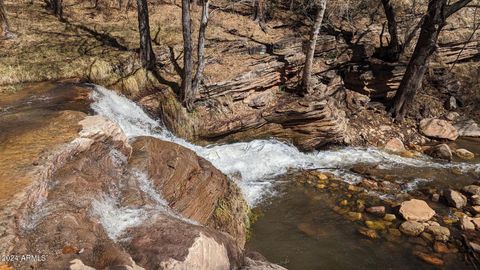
[51,0,64,20]
[181,0,194,110]
[136,0,156,70]
[380,0,401,61]
[192,0,209,98]
[254,0,266,31]
[391,0,448,121]
[301,0,327,94]
[0,0,9,37]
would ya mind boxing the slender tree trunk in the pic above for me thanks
[391,0,447,121]
[51,0,64,20]
[301,0,327,94]
[136,0,156,70]
[254,0,266,30]
[380,0,401,61]
[181,0,194,109]
[192,0,209,97]
[0,0,9,37]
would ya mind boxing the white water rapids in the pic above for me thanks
[90,85,480,206]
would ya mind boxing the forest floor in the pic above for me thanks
[0,0,305,96]
[1,0,479,145]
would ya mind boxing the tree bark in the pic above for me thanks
[392,0,447,121]
[254,0,266,31]
[380,0,401,61]
[51,0,64,20]
[0,0,9,37]
[392,0,473,121]
[136,0,156,71]
[301,0,327,94]
[192,0,209,98]
[181,0,194,110]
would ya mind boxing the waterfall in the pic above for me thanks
[90,85,480,206]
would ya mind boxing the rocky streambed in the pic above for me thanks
[1,82,480,269]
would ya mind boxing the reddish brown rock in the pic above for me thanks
[413,251,444,266]
[128,137,249,247]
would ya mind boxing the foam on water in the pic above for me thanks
[90,85,480,206]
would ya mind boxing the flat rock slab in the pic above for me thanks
[399,199,435,221]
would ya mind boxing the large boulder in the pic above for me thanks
[399,199,436,221]
[419,118,458,140]
[128,137,249,247]
[0,113,253,269]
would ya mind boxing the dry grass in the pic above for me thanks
[0,0,303,96]
[0,0,477,97]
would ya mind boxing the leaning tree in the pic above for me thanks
[301,0,327,94]
[391,0,473,121]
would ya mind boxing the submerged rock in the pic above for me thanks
[346,212,363,221]
[419,118,458,140]
[358,227,379,239]
[454,149,475,160]
[399,199,435,222]
[366,206,386,216]
[413,251,444,266]
[384,214,396,222]
[399,221,425,236]
[365,220,388,230]
[425,225,450,242]
[433,241,450,253]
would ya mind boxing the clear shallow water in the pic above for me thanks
[247,181,469,270]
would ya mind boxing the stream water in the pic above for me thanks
[89,85,480,269]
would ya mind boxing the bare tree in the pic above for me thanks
[380,0,401,61]
[136,0,156,70]
[181,0,194,109]
[0,0,10,38]
[391,0,473,121]
[254,0,266,31]
[192,0,209,98]
[52,0,64,20]
[301,0,327,94]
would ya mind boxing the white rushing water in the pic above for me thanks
[90,85,480,206]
